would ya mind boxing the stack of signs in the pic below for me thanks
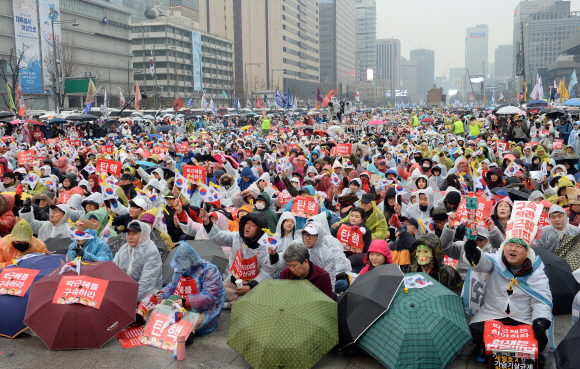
[484,320,538,367]
[465,194,478,240]
[116,324,145,348]
[505,201,543,245]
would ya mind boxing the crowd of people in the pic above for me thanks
[1,106,579,364]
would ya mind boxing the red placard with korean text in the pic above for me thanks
[116,324,145,348]
[541,129,550,136]
[181,165,206,183]
[450,196,493,227]
[337,224,364,254]
[0,164,4,176]
[505,201,543,245]
[552,138,564,150]
[17,150,34,165]
[161,142,172,148]
[100,145,114,155]
[265,135,276,141]
[290,196,319,218]
[230,249,258,280]
[140,312,194,351]
[176,143,189,154]
[173,276,198,298]
[443,256,458,268]
[525,141,539,149]
[136,294,158,319]
[288,144,299,151]
[68,140,81,147]
[152,146,166,155]
[0,267,39,296]
[46,138,59,147]
[277,192,292,206]
[535,211,550,240]
[244,149,253,159]
[484,320,538,359]
[53,275,109,309]
[96,159,122,176]
[335,143,352,157]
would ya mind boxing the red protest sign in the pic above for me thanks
[277,192,292,206]
[0,267,39,296]
[46,138,59,147]
[265,135,276,141]
[67,140,81,147]
[0,164,4,176]
[173,276,198,298]
[244,149,253,159]
[337,224,364,254]
[484,320,538,359]
[535,211,550,240]
[291,196,320,218]
[59,190,71,204]
[100,145,114,155]
[17,150,34,165]
[495,141,509,152]
[182,165,206,183]
[541,129,550,136]
[335,143,352,157]
[152,146,166,155]
[53,275,109,309]
[443,256,458,268]
[136,294,158,319]
[116,324,145,348]
[230,249,258,280]
[553,138,564,150]
[96,158,122,176]
[176,143,189,154]
[140,312,194,351]
[288,144,299,151]
[161,142,172,148]
[451,196,493,227]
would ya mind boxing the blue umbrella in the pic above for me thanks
[135,161,156,168]
[158,125,172,132]
[0,253,65,338]
[47,118,67,124]
[527,99,549,108]
[563,99,580,106]
[149,134,162,139]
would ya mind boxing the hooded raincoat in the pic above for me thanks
[0,219,48,268]
[20,204,73,242]
[359,240,393,276]
[299,218,337,289]
[66,228,113,262]
[535,205,580,252]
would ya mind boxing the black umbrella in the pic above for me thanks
[555,320,580,369]
[554,156,580,166]
[44,237,72,255]
[546,108,567,118]
[107,233,126,257]
[337,264,404,347]
[491,187,530,202]
[144,165,175,177]
[151,229,170,262]
[158,125,172,132]
[532,246,580,314]
[186,240,229,274]
[0,112,15,119]
[195,154,218,163]
[65,114,83,121]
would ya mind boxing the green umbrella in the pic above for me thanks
[228,279,338,369]
[357,273,471,369]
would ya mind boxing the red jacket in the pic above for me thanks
[280,260,332,298]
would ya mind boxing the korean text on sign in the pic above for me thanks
[290,196,320,218]
[484,320,538,359]
[181,165,207,183]
[96,159,122,176]
[337,225,364,254]
[505,201,543,245]
[53,275,109,309]
[335,144,352,157]
[100,145,114,154]
[0,267,39,297]
[140,312,194,351]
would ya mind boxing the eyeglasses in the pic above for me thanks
[303,233,317,239]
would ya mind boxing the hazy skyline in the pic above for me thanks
[376,0,580,78]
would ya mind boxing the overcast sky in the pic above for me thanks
[376,0,580,78]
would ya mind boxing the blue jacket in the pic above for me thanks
[237,167,258,191]
[66,229,113,262]
[159,242,225,335]
[308,148,321,166]
[284,185,328,230]
[556,121,573,144]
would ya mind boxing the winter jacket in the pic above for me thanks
[535,205,580,252]
[19,204,73,242]
[0,219,48,268]
[359,240,393,276]
[485,167,505,190]
[66,228,113,262]
[113,221,163,301]
[254,192,278,233]
[159,242,225,335]
[0,194,16,238]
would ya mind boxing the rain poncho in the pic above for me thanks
[20,204,73,242]
[254,192,278,233]
[285,185,328,230]
[310,212,351,274]
[402,187,434,222]
[237,167,258,192]
[85,207,118,239]
[113,221,163,301]
[535,205,580,253]
[0,219,48,268]
[66,228,113,262]
[264,212,301,278]
[298,219,337,289]
[159,242,226,335]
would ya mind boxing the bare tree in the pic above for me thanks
[0,46,29,110]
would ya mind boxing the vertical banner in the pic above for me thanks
[38,0,61,92]
[13,0,43,93]
[192,31,203,91]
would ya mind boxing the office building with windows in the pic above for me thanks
[410,48,434,100]
[354,0,376,83]
[376,39,401,98]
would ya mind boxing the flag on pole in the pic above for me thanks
[234,93,238,110]
[221,90,227,99]
[201,93,208,110]
[103,89,108,117]
[499,92,504,101]
[246,97,252,109]
[210,98,217,114]
[292,96,298,111]
[119,87,126,106]
[83,79,96,114]
[135,82,142,111]
[186,96,193,108]
[274,89,285,109]
[173,96,184,112]
[316,88,323,103]
[569,70,578,96]
[237,97,242,110]
[256,96,263,109]
[150,51,155,76]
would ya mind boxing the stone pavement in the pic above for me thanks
[0,313,572,369]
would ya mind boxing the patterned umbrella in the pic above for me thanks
[357,273,471,369]
[228,279,338,369]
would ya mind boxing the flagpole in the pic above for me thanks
[152,45,159,109]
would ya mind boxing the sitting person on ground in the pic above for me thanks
[331,207,372,270]
[19,201,74,242]
[0,219,48,268]
[359,240,393,276]
[279,243,332,299]
[66,220,113,262]
[535,204,580,253]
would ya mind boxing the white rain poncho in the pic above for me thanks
[402,187,434,221]
[534,204,580,252]
[263,212,301,278]
[113,221,162,301]
[310,212,352,274]
[298,218,337,289]
[19,204,73,241]
[66,194,85,222]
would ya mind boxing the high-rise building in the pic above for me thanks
[320,0,356,99]
[169,0,200,23]
[449,68,464,83]
[199,0,320,102]
[376,39,401,97]
[494,45,513,79]
[354,0,377,83]
[465,24,489,77]
[410,49,435,99]
[400,58,419,101]
[108,0,171,21]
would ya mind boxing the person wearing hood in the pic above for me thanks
[334,178,365,217]
[61,173,77,192]
[536,204,580,253]
[19,202,73,242]
[464,237,553,360]
[198,210,272,308]
[84,207,118,240]
[299,220,337,290]
[547,176,574,207]
[134,164,168,193]
[30,192,52,221]
[228,205,253,232]
[331,207,372,269]
[528,190,546,204]
[0,219,48,268]
[218,173,241,206]
[565,187,580,227]
[485,167,504,190]
[156,242,226,337]
[237,166,258,192]
[279,243,333,298]
[402,234,462,293]
[285,184,328,230]
[265,212,300,277]
[254,192,278,233]
[491,195,513,237]
[358,240,393,276]
[334,192,388,241]
[113,221,163,302]
[430,165,445,188]
[402,187,434,221]
[0,172,20,193]
[66,223,113,262]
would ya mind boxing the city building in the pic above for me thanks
[169,0,200,23]
[132,7,233,109]
[449,67,464,84]
[494,45,513,80]
[410,49,435,100]
[465,24,489,78]
[319,0,356,99]
[108,0,171,21]
[354,0,377,83]
[376,39,401,98]
[1,0,132,111]
[400,58,419,102]
[198,0,321,104]
[355,80,387,106]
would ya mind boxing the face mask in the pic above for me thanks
[13,242,30,252]
[422,163,430,169]
[255,202,266,210]
[416,245,433,265]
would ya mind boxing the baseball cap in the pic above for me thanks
[399,216,419,229]
[302,223,318,235]
[165,193,176,199]
[122,221,142,233]
[121,173,133,181]
[129,197,148,210]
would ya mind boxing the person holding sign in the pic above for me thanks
[464,236,553,359]
[0,219,48,268]
[331,207,372,269]
[156,242,225,338]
